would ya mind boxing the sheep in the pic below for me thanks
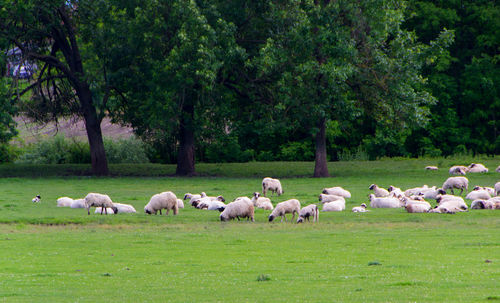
[449,165,468,175]
[467,163,488,173]
[472,186,495,196]
[425,166,438,170]
[400,196,431,209]
[183,192,206,205]
[56,197,73,207]
[112,203,137,213]
[144,191,178,215]
[352,203,369,212]
[405,203,431,213]
[369,194,402,208]
[442,176,469,195]
[197,200,227,211]
[95,207,115,214]
[251,192,273,210]
[470,199,495,210]
[262,177,283,197]
[436,195,468,211]
[387,186,404,198]
[322,200,345,212]
[296,204,319,223]
[404,185,429,197]
[70,199,86,208]
[495,182,500,196]
[177,199,185,209]
[368,184,390,197]
[318,194,345,204]
[321,187,351,198]
[428,205,457,214]
[191,196,225,209]
[32,195,41,203]
[465,189,491,200]
[496,165,500,173]
[84,193,117,215]
[268,199,300,222]
[220,198,254,222]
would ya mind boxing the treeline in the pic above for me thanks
[0,0,497,176]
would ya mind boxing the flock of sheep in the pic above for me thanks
[38,163,500,223]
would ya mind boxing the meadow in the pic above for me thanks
[0,158,499,302]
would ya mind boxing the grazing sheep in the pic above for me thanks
[56,197,73,207]
[352,203,369,212]
[321,187,351,198]
[32,195,41,203]
[465,189,491,200]
[425,166,438,170]
[262,177,283,197]
[449,165,468,175]
[495,182,500,196]
[177,199,185,209]
[472,186,495,196]
[112,203,137,213]
[468,163,488,173]
[405,203,431,213]
[144,191,178,215]
[442,177,469,195]
[471,199,495,210]
[268,199,300,222]
[297,204,319,223]
[318,194,345,204]
[70,199,85,209]
[369,194,402,208]
[322,200,345,212]
[220,198,254,222]
[251,192,273,210]
[369,184,390,197]
[84,193,117,215]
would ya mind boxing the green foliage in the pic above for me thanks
[278,141,314,161]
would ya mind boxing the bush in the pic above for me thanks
[278,141,314,161]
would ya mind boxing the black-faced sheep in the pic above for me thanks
[144,191,178,215]
[321,187,351,198]
[467,163,488,173]
[449,165,468,175]
[369,184,390,197]
[251,192,273,210]
[296,204,319,223]
[268,199,300,222]
[262,177,283,197]
[425,166,438,170]
[32,195,41,203]
[352,203,368,212]
[84,193,117,215]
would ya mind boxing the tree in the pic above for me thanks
[0,0,110,174]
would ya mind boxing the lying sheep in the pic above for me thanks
[32,195,41,203]
[400,196,431,209]
[425,166,438,170]
[472,186,495,196]
[449,165,468,175]
[113,203,137,213]
[262,177,283,197]
[405,203,431,213]
[369,184,390,197]
[184,192,206,205]
[220,198,254,222]
[419,188,446,200]
[352,203,369,212]
[404,185,429,197]
[191,196,225,209]
[442,176,468,195]
[471,199,495,210]
[296,204,319,223]
[70,199,86,209]
[428,205,457,214]
[321,187,351,198]
[144,191,178,215]
[496,166,500,173]
[197,200,226,211]
[268,199,300,222]
[57,197,73,207]
[468,163,488,173]
[251,192,273,210]
[387,186,404,198]
[436,195,468,212]
[465,189,491,200]
[177,199,185,209]
[322,200,345,212]
[84,193,117,215]
[495,182,500,196]
[369,194,402,208]
[318,194,345,204]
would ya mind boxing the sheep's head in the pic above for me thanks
[217,206,225,212]
[220,214,228,222]
[268,215,275,222]
[217,196,225,202]
[360,203,367,208]
[318,194,323,202]
[321,188,328,194]
[368,194,375,201]
[388,186,395,191]
[183,193,191,200]
[144,208,152,215]
[111,206,119,214]
[191,200,200,208]
[472,186,482,191]
[200,192,207,198]
[437,188,446,195]
[368,184,376,190]
[296,217,304,224]
[253,192,260,198]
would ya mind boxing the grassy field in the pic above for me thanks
[0,159,499,302]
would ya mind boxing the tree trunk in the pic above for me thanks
[79,85,109,176]
[176,103,196,176]
[313,118,330,177]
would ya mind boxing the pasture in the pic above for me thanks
[0,159,499,302]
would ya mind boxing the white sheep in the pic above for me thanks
[32,195,41,203]
[183,192,206,205]
[84,193,117,215]
[387,186,404,198]
[405,203,431,213]
[428,205,457,214]
[177,199,185,209]
[449,165,468,175]
[495,182,500,196]
[322,200,345,212]
[436,195,468,211]
[144,191,178,215]
[465,189,491,200]
[297,204,319,223]
[191,196,225,209]
[56,197,73,207]
[467,163,488,173]
[112,203,137,213]
[219,198,254,222]
[70,199,86,208]
[404,185,429,197]
[262,177,283,197]
[425,166,438,170]
[470,199,495,210]
[369,194,402,208]
[322,187,351,198]
[419,188,446,200]
[442,176,469,195]
[400,196,431,208]
[95,207,115,214]
[352,203,369,212]
[268,199,300,222]
[496,165,500,173]
[197,200,227,211]
[368,184,389,197]
[318,194,345,204]
[472,186,495,196]
[251,192,273,210]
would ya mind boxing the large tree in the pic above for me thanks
[0,0,112,175]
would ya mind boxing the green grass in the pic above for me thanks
[0,159,499,302]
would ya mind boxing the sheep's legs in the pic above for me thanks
[101,208,104,215]
[451,189,455,195]
[159,209,162,215]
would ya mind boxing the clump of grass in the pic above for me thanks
[102,273,112,277]
[257,274,271,282]
[368,261,381,266]
[487,296,500,300]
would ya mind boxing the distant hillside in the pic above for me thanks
[13,116,134,144]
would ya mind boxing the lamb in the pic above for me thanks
[112,203,137,213]
[369,194,402,208]
[425,166,438,170]
[84,193,117,215]
[220,198,254,222]
[467,163,488,173]
[296,204,319,223]
[177,199,185,209]
[32,195,41,203]
[318,194,345,204]
[251,192,273,210]
[262,177,283,197]
[449,165,468,175]
[56,197,73,207]
[144,191,178,215]
[442,176,469,195]
[321,187,351,198]
[368,184,390,197]
[322,200,345,212]
[470,199,495,210]
[70,199,86,208]
[268,199,301,222]
[465,189,491,200]
[405,203,431,213]
[352,203,369,212]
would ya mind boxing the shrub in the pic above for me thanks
[279,141,314,161]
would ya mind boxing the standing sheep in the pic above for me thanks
[369,184,390,197]
[321,187,351,198]
[296,204,319,223]
[84,193,117,215]
[144,191,178,215]
[442,177,469,195]
[220,198,254,222]
[262,177,283,197]
[268,199,301,222]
